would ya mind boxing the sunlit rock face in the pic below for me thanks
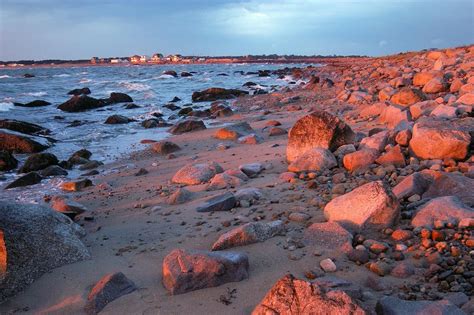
[286,110,354,163]
[0,202,90,302]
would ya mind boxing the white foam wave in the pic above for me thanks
[157,74,174,79]
[0,102,14,111]
[53,74,71,77]
[25,91,47,97]
[119,81,151,91]
[80,78,92,83]
[0,75,11,79]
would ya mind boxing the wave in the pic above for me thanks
[80,78,92,83]
[118,81,151,91]
[53,74,71,77]
[157,74,175,79]
[0,102,14,111]
[25,91,47,97]
[0,75,11,79]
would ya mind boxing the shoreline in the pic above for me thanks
[1,45,474,314]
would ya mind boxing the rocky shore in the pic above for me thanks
[1,45,473,314]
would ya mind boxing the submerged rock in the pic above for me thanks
[0,202,90,302]
[57,95,105,112]
[5,172,42,189]
[0,119,50,136]
[0,130,51,153]
[18,152,58,173]
[0,150,18,171]
[13,100,51,107]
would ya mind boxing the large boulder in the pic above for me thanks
[84,272,136,315]
[376,295,464,315]
[413,71,442,87]
[324,181,400,232]
[168,120,206,135]
[0,119,50,136]
[409,118,472,160]
[0,130,51,153]
[411,196,473,228]
[287,110,355,163]
[392,171,432,199]
[57,95,105,112]
[303,222,353,251]
[172,162,223,185]
[0,202,90,302]
[252,274,366,315]
[390,87,426,106]
[67,87,91,95]
[18,152,58,173]
[212,221,284,250]
[5,172,43,189]
[288,148,337,172]
[192,87,248,102]
[162,249,249,295]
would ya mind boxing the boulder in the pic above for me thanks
[375,145,406,167]
[457,93,474,105]
[212,220,284,250]
[343,149,379,173]
[13,100,51,107]
[390,87,426,106]
[409,118,471,160]
[162,249,249,295]
[19,152,58,173]
[287,110,354,162]
[0,150,18,171]
[163,70,177,77]
[0,130,51,153]
[108,92,133,104]
[214,122,253,140]
[252,274,366,315]
[423,172,474,206]
[303,222,353,251]
[239,162,264,177]
[61,178,93,192]
[412,196,473,228]
[151,141,181,155]
[50,196,88,219]
[39,165,68,177]
[359,130,389,152]
[167,188,193,205]
[104,115,134,124]
[409,100,438,119]
[0,202,89,302]
[237,134,261,144]
[288,148,337,172]
[379,105,411,128]
[413,71,441,86]
[84,272,136,315]
[376,296,464,315]
[67,87,91,95]
[392,172,431,199]
[5,172,42,189]
[324,181,400,232]
[0,119,50,136]
[192,88,248,102]
[172,162,223,185]
[57,95,105,112]
[422,77,448,93]
[168,120,206,135]
[196,192,236,212]
[208,173,243,190]
[430,105,458,119]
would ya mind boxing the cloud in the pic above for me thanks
[379,40,388,47]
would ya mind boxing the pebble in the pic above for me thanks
[320,258,337,272]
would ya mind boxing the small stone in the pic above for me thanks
[320,258,337,272]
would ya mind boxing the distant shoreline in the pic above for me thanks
[0,57,367,70]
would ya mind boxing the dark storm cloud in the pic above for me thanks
[0,0,473,60]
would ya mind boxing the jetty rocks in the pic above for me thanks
[0,202,90,302]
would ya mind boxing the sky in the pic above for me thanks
[0,0,473,60]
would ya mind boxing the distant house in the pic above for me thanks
[130,55,141,63]
[171,54,182,62]
[110,58,120,64]
[151,53,163,62]
[90,57,99,64]
[140,55,149,63]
